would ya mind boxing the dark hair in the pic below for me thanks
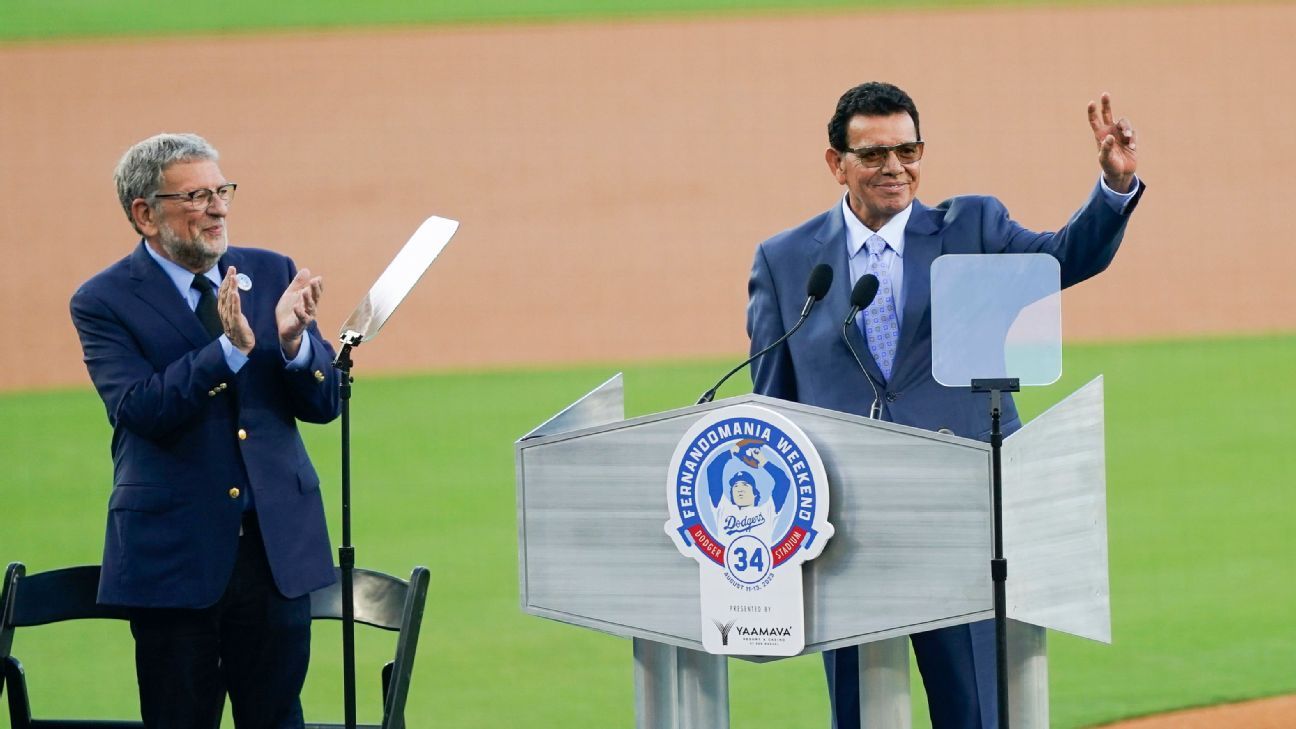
[728,471,760,505]
[827,82,921,152]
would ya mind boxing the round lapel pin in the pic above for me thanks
[236,273,253,291]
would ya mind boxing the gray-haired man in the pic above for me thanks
[71,133,340,728]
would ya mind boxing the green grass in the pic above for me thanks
[1,333,1293,727]
[0,0,1204,43]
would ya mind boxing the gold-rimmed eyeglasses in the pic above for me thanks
[842,142,924,168]
[152,183,238,210]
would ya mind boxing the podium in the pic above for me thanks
[514,374,1110,728]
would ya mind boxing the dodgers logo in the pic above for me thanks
[663,402,834,653]
[665,404,833,655]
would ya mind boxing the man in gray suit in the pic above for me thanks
[746,82,1142,729]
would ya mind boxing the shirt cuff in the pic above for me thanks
[283,335,313,370]
[219,336,249,373]
[1099,175,1141,214]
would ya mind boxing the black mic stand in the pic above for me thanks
[333,331,362,729]
[697,312,809,405]
[971,376,1019,729]
[839,321,881,420]
[698,264,832,404]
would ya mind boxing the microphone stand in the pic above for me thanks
[839,319,881,420]
[840,274,881,419]
[971,376,1019,729]
[698,264,832,404]
[333,331,362,729]
[697,307,811,405]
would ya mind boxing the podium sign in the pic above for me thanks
[663,404,834,656]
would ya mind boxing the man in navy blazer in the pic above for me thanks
[747,83,1143,728]
[71,133,339,728]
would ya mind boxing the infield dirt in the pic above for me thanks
[1,2,1293,393]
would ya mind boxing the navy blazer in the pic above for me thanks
[747,181,1144,439]
[71,243,340,608]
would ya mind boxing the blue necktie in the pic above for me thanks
[859,234,899,381]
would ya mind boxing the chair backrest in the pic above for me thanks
[3,562,429,729]
[3,564,131,628]
[308,566,430,729]
[1,562,141,729]
[310,567,417,629]
[1,562,22,659]
[2,563,134,690]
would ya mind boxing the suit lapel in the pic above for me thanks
[128,243,212,349]
[813,204,886,385]
[894,200,943,376]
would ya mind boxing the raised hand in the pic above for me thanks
[219,267,255,355]
[1088,92,1138,193]
[276,267,324,359]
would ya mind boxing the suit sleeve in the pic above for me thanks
[275,256,341,425]
[980,179,1145,288]
[70,287,233,440]
[746,244,797,401]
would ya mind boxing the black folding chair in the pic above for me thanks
[1,562,429,729]
[1,563,135,729]
[306,566,430,729]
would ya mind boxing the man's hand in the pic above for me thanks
[1088,92,1138,193]
[219,267,255,355]
[277,268,324,360]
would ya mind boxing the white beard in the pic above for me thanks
[159,219,227,272]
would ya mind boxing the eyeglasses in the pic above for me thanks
[152,183,238,210]
[843,142,924,168]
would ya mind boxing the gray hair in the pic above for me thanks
[113,133,219,233]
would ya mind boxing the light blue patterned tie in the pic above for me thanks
[859,234,899,381]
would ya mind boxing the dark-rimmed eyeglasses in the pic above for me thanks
[843,142,924,168]
[152,183,238,210]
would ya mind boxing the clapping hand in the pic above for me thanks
[276,268,324,359]
[218,267,254,355]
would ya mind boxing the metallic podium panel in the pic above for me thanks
[517,393,996,654]
[1003,376,1111,643]
[796,407,993,651]
[517,376,1110,729]
[520,373,625,441]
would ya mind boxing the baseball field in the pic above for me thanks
[1,1,1293,727]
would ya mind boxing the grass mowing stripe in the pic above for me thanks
[2,0,1201,43]
[1,333,1291,727]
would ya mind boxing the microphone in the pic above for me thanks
[840,274,883,419]
[845,274,879,321]
[696,264,833,405]
[800,263,834,316]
